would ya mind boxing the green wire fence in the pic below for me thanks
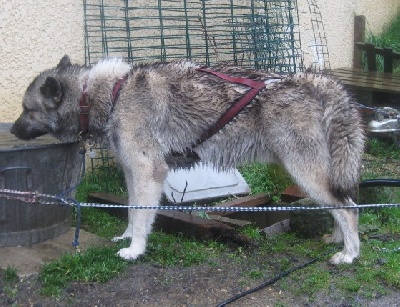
[84,0,304,73]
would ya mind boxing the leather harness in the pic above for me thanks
[78,67,267,147]
[79,74,129,136]
[193,67,266,147]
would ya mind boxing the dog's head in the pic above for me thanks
[10,55,73,140]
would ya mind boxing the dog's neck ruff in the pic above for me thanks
[79,74,129,136]
[193,67,266,148]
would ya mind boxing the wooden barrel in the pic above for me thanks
[0,123,81,247]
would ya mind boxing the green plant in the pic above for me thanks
[239,225,262,240]
[368,12,400,52]
[366,12,400,73]
[38,233,226,296]
[248,269,263,279]
[75,207,126,239]
[39,244,129,296]
[3,266,19,283]
[141,232,225,267]
[39,207,227,297]
[239,163,293,195]
[2,267,19,301]
[75,164,127,202]
[366,137,400,160]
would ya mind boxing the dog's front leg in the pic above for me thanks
[116,152,168,261]
[112,166,135,242]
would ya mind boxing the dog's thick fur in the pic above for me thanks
[11,56,365,264]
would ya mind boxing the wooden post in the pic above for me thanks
[353,15,366,69]
[365,43,377,71]
[383,47,394,73]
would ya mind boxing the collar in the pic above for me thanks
[79,74,128,136]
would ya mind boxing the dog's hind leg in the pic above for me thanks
[293,174,359,264]
[326,205,359,265]
[277,149,359,264]
[323,219,343,244]
[115,151,168,261]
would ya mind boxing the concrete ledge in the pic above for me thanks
[0,227,111,277]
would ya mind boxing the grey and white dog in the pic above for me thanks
[11,56,364,264]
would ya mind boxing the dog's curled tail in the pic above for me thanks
[321,78,365,199]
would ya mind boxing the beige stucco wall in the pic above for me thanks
[298,0,400,70]
[0,0,399,122]
[0,0,84,122]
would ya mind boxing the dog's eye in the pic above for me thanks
[23,106,37,113]
[23,106,33,112]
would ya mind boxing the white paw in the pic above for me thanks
[117,246,145,260]
[329,251,357,265]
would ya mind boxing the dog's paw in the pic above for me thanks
[322,233,343,244]
[329,251,357,265]
[117,247,145,261]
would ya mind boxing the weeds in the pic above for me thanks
[239,163,292,195]
[141,232,226,267]
[39,244,129,296]
[3,266,18,283]
[38,235,225,296]
[366,11,400,73]
[75,207,126,239]
[2,266,19,301]
[75,163,127,201]
[38,229,226,296]
[367,11,400,52]
[366,137,400,160]
[239,225,262,240]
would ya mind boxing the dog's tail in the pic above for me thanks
[321,78,365,199]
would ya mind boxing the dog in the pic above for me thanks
[11,55,365,264]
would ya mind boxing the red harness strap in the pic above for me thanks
[79,75,128,135]
[193,67,266,147]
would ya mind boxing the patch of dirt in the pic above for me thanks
[1,252,399,307]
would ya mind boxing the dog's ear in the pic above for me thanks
[56,55,72,69]
[40,77,63,107]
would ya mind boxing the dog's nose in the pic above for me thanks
[10,124,16,135]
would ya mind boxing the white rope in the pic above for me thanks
[1,189,399,212]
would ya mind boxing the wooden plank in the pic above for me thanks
[206,193,290,229]
[154,210,252,246]
[206,193,271,216]
[334,76,400,89]
[355,42,400,61]
[333,74,400,86]
[337,79,400,94]
[88,192,129,220]
[333,68,400,81]
[88,192,252,246]
[331,68,400,94]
